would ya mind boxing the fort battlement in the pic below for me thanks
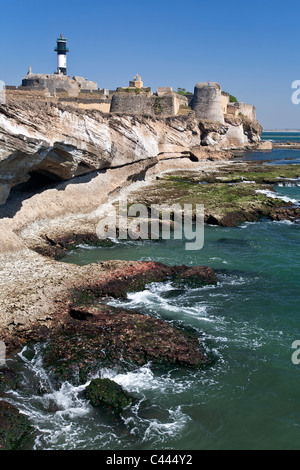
[110,86,189,117]
[6,72,257,123]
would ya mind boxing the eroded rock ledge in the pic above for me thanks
[0,97,262,205]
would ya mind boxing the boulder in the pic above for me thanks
[85,378,133,414]
[256,140,273,150]
[174,266,218,286]
[0,401,32,450]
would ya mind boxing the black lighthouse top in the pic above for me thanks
[54,34,69,54]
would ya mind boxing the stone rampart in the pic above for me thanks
[110,91,188,116]
[227,102,256,121]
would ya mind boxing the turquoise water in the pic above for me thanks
[234,132,300,165]
[262,131,300,143]
[4,149,300,450]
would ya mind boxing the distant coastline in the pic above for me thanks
[263,129,300,132]
[261,130,300,147]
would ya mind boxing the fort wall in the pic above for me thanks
[221,94,229,114]
[5,88,111,113]
[227,102,256,120]
[110,89,189,117]
[73,76,98,91]
[110,92,155,115]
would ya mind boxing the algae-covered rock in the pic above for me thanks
[40,262,213,386]
[85,378,133,414]
[0,401,32,450]
[42,303,210,385]
[0,367,20,397]
[0,367,32,450]
[126,164,300,227]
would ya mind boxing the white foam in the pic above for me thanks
[100,365,161,393]
[108,282,210,321]
[278,182,300,187]
[76,244,98,250]
[273,219,299,225]
[141,406,190,443]
[256,189,299,206]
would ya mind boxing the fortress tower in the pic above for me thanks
[54,34,69,75]
[191,82,224,124]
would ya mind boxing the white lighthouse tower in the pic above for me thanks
[54,34,69,75]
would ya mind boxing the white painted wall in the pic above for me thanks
[58,54,67,70]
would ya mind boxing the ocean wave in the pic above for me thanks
[140,406,190,444]
[277,182,300,188]
[6,345,197,450]
[256,189,299,206]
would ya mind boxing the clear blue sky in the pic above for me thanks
[1,0,300,129]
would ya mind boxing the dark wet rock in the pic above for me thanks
[174,266,217,286]
[269,207,300,222]
[42,303,210,385]
[5,261,215,383]
[206,209,264,227]
[69,261,217,303]
[35,232,116,260]
[39,264,213,384]
[0,367,33,450]
[0,367,20,397]
[85,378,133,414]
[0,401,32,450]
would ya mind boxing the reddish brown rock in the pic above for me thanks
[174,266,218,285]
[269,207,300,222]
[38,261,216,384]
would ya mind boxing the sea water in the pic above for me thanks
[4,143,300,450]
[262,131,300,143]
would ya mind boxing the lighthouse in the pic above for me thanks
[54,34,69,75]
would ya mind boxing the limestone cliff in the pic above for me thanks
[0,97,262,205]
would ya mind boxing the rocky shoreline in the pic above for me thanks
[0,155,226,449]
[273,142,300,149]
[0,148,300,449]
[4,156,298,344]
[0,252,218,448]
[0,90,299,448]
